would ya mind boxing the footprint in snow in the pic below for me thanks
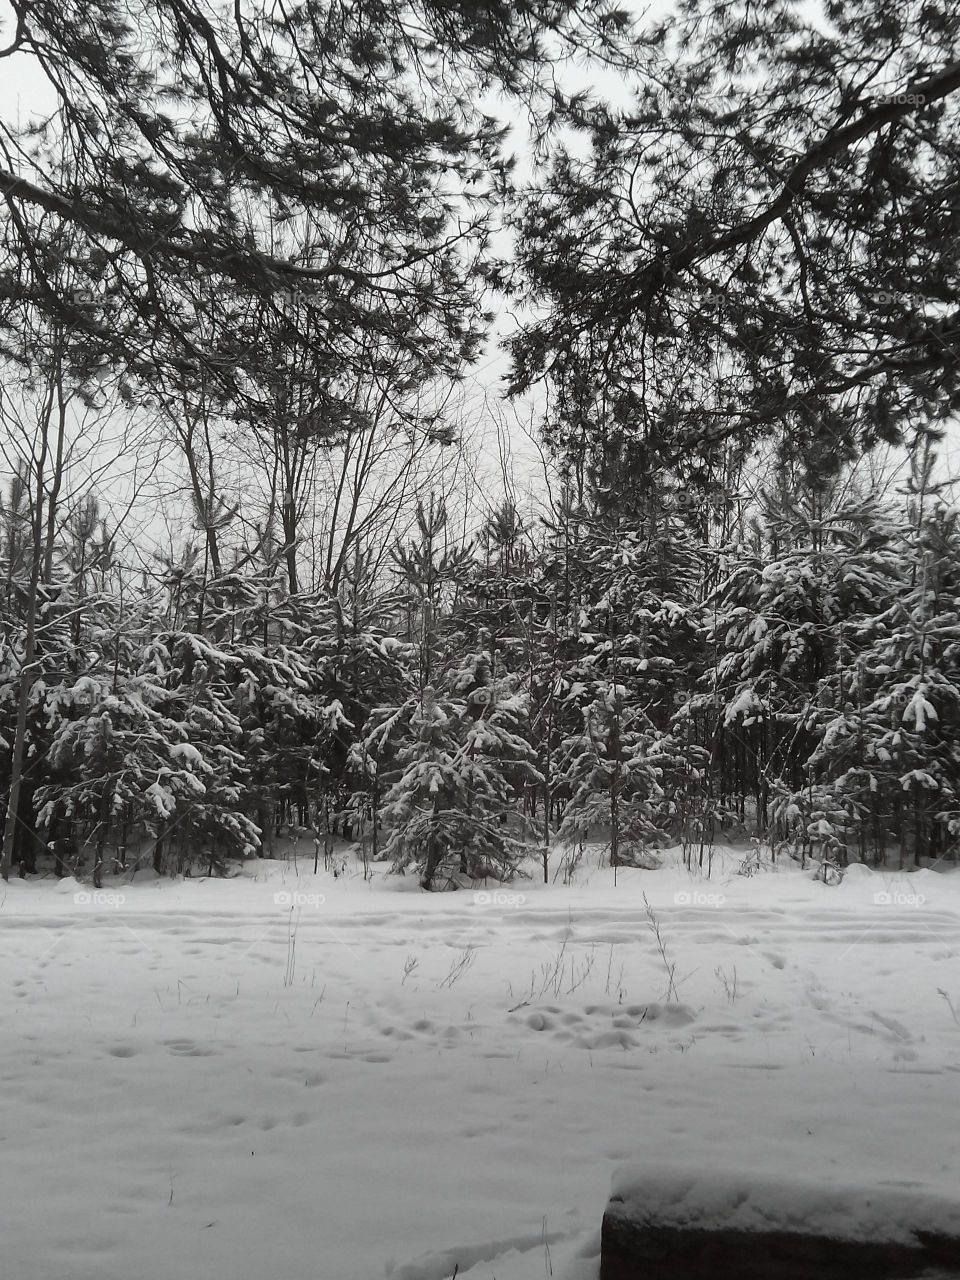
[106,1045,137,1059]
[871,1011,912,1041]
[521,1000,697,1051]
[164,1038,215,1057]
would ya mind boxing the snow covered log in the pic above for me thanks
[600,1169,960,1280]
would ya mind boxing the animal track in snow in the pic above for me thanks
[513,1000,697,1051]
[163,1038,216,1057]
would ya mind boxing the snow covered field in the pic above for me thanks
[3,849,960,1280]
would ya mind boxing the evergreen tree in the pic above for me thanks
[810,453,960,866]
[700,477,905,860]
[1,0,629,406]
[377,651,539,889]
[511,0,960,481]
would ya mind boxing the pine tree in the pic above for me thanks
[552,489,705,867]
[377,652,539,889]
[813,451,960,867]
[701,477,905,860]
[511,0,960,480]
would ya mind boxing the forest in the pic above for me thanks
[2,0,959,889]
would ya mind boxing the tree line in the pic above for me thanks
[2,422,958,885]
[1,0,959,884]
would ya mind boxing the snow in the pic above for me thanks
[2,848,960,1280]
[723,685,760,723]
[168,742,207,770]
[145,779,177,818]
[904,687,938,731]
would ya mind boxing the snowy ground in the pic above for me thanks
[2,847,960,1280]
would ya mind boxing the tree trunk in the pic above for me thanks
[421,797,443,890]
[1,549,42,882]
